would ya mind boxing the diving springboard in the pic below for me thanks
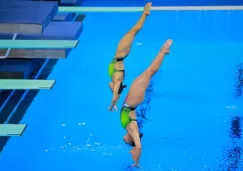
[0,22,82,58]
[0,40,79,49]
[0,49,69,59]
[0,40,78,49]
[0,79,55,90]
[0,124,27,136]
[0,1,58,34]
[58,6,243,13]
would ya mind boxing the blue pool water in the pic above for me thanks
[1,10,243,171]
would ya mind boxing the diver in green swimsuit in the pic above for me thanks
[108,2,152,112]
[121,39,173,168]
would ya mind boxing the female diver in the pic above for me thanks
[120,39,173,167]
[108,2,152,112]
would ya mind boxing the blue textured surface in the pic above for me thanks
[0,0,32,1]
[0,10,243,171]
[0,60,34,78]
[53,13,76,21]
[15,22,83,40]
[0,34,13,40]
[61,0,82,5]
[82,0,243,6]
[0,1,57,9]
[0,1,58,32]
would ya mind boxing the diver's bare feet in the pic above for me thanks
[143,2,152,16]
[161,39,173,54]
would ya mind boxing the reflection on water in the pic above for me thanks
[230,117,242,139]
[218,117,243,171]
[235,64,243,97]
[136,76,155,129]
[217,65,243,171]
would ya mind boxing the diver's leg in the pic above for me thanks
[125,39,173,107]
[145,39,173,77]
[115,2,152,58]
[130,39,172,95]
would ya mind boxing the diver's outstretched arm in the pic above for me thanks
[130,126,142,167]
[108,81,121,112]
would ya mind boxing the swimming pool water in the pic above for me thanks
[1,10,243,171]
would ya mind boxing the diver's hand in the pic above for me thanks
[131,163,140,168]
[130,147,142,168]
[113,105,118,111]
[108,105,118,112]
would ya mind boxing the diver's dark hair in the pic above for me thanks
[130,133,143,147]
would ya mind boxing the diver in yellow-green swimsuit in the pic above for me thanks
[108,2,152,112]
[121,39,173,168]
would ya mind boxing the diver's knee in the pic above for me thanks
[128,29,139,36]
[145,68,154,77]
